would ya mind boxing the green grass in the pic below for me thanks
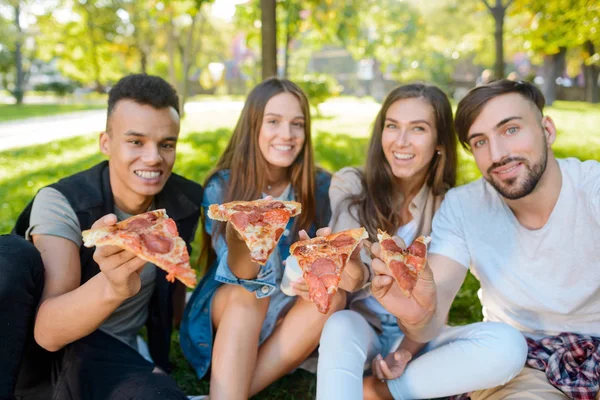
[1,100,598,398]
[0,104,105,122]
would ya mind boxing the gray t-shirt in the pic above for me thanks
[27,187,157,351]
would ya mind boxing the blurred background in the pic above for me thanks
[0,1,598,398]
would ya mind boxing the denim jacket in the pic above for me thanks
[180,169,331,379]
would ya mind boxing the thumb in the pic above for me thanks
[394,349,412,363]
[91,213,117,229]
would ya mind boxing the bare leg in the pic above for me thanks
[363,376,393,400]
[209,284,270,400]
[249,291,347,396]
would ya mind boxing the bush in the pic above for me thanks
[297,74,342,116]
[34,81,77,97]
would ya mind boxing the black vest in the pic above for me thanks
[13,161,203,371]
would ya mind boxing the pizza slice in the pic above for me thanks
[377,229,431,297]
[290,227,368,314]
[208,199,302,265]
[82,209,197,288]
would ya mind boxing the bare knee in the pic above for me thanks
[212,284,269,329]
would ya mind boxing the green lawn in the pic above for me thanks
[0,100,598,399]
[0,104,105,122]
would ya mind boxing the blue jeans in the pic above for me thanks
[317,309,527,400]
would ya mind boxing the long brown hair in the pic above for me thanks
[347,83,457,240]
[205,77,317,242]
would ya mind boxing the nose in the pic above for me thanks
[488,137,509,163]
[394,128,410,147]
[141,144,163,164]
[277,121,294,139]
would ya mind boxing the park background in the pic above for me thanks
[0,0,599,398]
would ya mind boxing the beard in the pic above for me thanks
[485,145,548,200]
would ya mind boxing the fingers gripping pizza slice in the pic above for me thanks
[208,199,302,265]
[377,229,431,297]
[82,209,197,288]
[290,228,368,314]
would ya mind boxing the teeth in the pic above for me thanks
[393,152,415,160]
[273,145,292,151]
[497,164,518,173]
[135,171,160,179]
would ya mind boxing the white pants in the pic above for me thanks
[317,310,527,400]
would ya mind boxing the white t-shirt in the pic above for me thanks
[430,158,600,338]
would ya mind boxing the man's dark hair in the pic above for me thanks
[455,79,545,149]
[107,74,180,117]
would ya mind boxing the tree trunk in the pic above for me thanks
[179,10,205,118]
[13,3,24,105]
[261,0,277,79]
[140,50,148,74]
[493,3,505,79]
[482,0,512,80]
[583,41,599,104]
[542,47,566,106]
[283,16,291,78]
[167,8,177,90]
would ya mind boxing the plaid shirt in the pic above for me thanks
[526,332,600,400]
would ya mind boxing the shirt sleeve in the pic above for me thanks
[202,176,277,298]
[328,168,373,276]
[429,191,471,269]
[27,187,82,247]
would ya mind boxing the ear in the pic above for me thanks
[99,132,111,156]
[541,115,557,147]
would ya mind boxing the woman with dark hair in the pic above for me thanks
[180,78,343,399]
[317,84,522,399]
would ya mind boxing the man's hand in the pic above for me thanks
[298,227,369,293]
[92,214,146,301]
[371,349,412,381]
[370,237,437,330]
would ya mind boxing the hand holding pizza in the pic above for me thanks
[91,214,147,301]
[370,236,437,332]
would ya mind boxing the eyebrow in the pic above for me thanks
[467,116,523,143]
[264,113,305,120]
[124,131,178,141]
[385,117,432,127]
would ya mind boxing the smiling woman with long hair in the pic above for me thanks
[180,77,342,399]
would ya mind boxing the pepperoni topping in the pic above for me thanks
[407,241,427,258]
[319,274,340,289]
[247,212,263,224]
[389,260,416,291]
[232,204,255,212]
[164,219,179,236]
[381,238,404,253]
[263,209,291,224]
[263,201,285,210]
[274,228,284,241]
[330,234,354,248]
[126,217,155,231]
[140,233,173,254]
[405,254,424,272]
[231,212,250,230]
[310,257,337,276]
[303,271,330,313]
[341,253,349,266]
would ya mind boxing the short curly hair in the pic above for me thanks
[107,74,180,117]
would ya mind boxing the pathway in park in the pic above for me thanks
[0,100,379,152]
